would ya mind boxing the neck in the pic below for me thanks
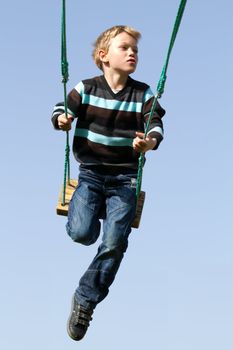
[103,70,128,91]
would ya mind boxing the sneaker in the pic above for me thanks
[67,295,93,341]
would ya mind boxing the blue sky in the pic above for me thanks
[1,1,233,349]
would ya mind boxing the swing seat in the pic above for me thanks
[56,179,78,216]
[56,180,145,229]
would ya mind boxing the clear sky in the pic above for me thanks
[1,1,233,349]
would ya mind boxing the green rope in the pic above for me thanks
[157,0,187,97]
[61,0,70,206]
[136,0,187,198]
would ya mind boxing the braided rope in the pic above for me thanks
[61,0,70,206]
[136,0,187,198]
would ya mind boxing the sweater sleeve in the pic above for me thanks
[51,82,83,129]
[142,88,166,150]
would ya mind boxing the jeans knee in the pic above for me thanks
[66,222,99,246]
[105,239,129,257]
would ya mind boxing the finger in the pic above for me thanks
[134,143,144,152]
[135,131,145,139]
[137,139,146,147]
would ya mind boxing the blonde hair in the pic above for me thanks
[92,25,141,70]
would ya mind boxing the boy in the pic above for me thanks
[52,25,165,341]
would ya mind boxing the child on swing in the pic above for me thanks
[51,25,165,341]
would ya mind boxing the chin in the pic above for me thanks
[126,67,136,74]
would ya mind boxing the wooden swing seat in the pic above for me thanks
[56,179,145,229]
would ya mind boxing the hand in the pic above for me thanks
[133,132,157,153]
[57,113,73,131]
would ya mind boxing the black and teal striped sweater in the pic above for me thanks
[52,75,165,170]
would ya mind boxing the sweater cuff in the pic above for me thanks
[148,131,163,150]
[51,115,60,130]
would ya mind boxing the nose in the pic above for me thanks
[128,47,135,55]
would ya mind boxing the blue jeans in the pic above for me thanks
[66,166,137,310]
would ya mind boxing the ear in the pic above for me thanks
[99,49,109,64]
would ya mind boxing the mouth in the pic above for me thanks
[127,59,136,64]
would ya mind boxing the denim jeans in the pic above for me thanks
[66,166,137,310]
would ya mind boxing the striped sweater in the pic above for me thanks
[52,75,165,170]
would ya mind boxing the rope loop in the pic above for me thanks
[156,69,167,98]
[61,61,69,83]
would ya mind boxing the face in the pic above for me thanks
[101,32,138,74]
